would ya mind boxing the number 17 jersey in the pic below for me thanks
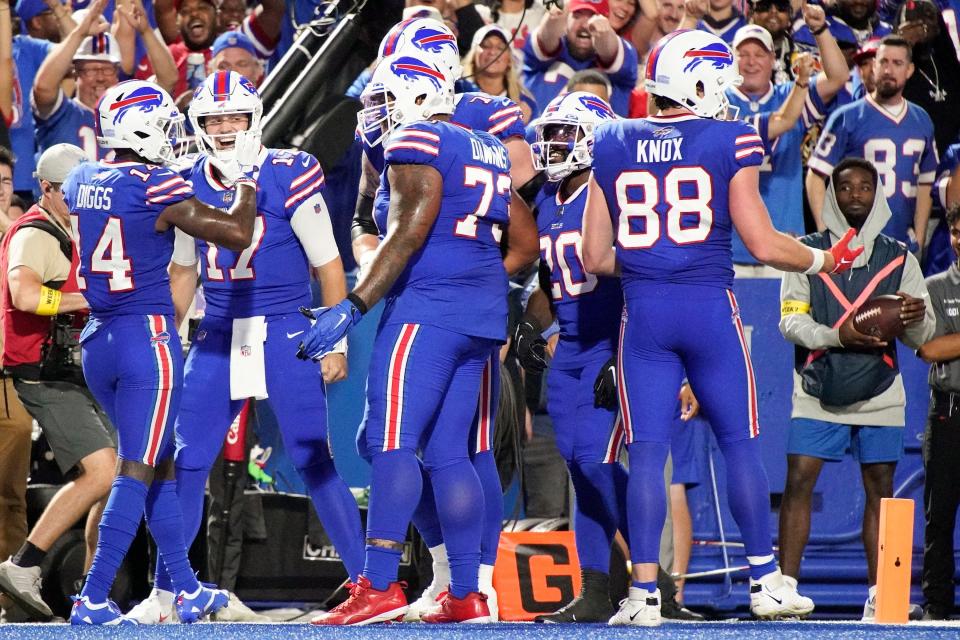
[591,114,764,293]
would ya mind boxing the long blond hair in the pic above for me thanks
[462,41,533,111]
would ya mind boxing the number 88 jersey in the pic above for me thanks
[375,120,512,342]
[65,160,195,317]
[591,114,765,292]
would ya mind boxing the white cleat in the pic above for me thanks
[126,588,177,624]
[750,570,814,620]
[403,579,446,621]
[608,587,661,627]
[212,591,269,622]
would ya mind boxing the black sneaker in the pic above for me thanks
[535,569,614,623]
[922,605,951,621]
[661,598,705,621]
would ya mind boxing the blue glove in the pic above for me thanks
[296,298,364,361]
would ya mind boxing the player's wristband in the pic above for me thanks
[803,247,826,275]
[346,292,368,316]
[35,286,61,316]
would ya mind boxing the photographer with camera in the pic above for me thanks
[0,144,116,622]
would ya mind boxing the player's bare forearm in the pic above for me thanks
[918,333,960,363]
[160,183,256,251]
[915,187,932,250]
[351,164,441,310]
[314,257,347,307]
[506,139,537,190]
[805,170,827,230]
[582,175,618,275]
[524,287,554,330]
[502,189,539,275]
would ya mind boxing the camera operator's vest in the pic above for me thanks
[795,231,907,407]
[0,206,82,377]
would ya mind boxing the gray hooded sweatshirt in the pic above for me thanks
[778,177,935,426]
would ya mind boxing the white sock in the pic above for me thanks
[478,564,495,592]
[429,544,449,586]
[868,585,877,599]
[155,588,174,610]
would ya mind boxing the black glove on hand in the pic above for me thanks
[593,356,618,409]
[514,320,547,373]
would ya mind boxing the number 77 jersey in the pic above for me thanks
[375,120,512,342]
[591,114,765,291]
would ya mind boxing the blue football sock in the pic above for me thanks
[626,441,670,565]
[747,554,778,580]
[154,465,208,593]
[430,459,482,598]
[145,479,200,595]
[718,439,774,560]
[82,475,148,603]
[472,451,503,566]
[612,461,630,542]
[298,459,365,580]
[411,462,444,549]
[569,461,623,572]
[363,449,422,590]
[632,580,657,593]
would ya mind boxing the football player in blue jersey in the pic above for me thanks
[351,17,539,622]
[581,30,864,626]
[304,53,514,626]
[806,35,938,251]
[63,79,258,625]
[514,91,630,623]
[124,70,366,623]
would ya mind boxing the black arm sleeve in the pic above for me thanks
[350,192,377,241]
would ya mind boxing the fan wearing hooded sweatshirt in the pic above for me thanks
[776,156,935,620]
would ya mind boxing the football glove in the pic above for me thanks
[209,130,259,186]
[593,356,618,409]
[514,320,547,373]
[828,228,864,274]
[296,298,363,361]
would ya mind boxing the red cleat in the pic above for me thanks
[311,576,409,626]
[422,591,491,623]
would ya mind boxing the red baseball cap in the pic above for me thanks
[853,37,881,65]
[567,0,610,18]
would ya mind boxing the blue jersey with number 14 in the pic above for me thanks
[375,120,511,341]
[591,114,764,294]
[64,160,194,317]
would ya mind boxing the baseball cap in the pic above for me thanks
[402,5,443,21]
[74,32,121,64]
[174,0,216,12]
[211,30,258,57]
[471,23,511,51]
[853,37,881,64]
[567,0,610,18]
[732,24,774,52]
[34,144,88,183]
[15,0,64,23]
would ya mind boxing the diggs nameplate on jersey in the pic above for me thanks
[74,184,114,210]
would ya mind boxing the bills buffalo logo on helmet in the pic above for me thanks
[682,42,734,73]
[107,84,164,125]
[390,56,447,91]
[577,95,615,119]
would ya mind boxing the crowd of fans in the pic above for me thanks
[0,0,959,624]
